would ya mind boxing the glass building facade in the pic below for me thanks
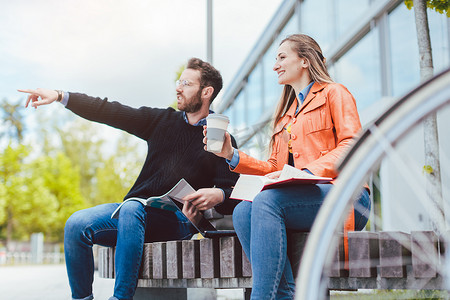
[217,0,449,158]
[216,0,450,231]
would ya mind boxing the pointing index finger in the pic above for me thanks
[17,89,36,94]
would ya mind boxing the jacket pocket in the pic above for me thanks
[304,98,332,134]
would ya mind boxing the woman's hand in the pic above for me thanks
[203,126,234,160]
[265,170,282,179]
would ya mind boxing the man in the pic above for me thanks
[19,58,239,300]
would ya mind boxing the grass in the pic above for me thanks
[330,289,450,300]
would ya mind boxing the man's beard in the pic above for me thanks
[179,89,203,113]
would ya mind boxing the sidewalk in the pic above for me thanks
[0,264,113,300]
[0,264,244,299]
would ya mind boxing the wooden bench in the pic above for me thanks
[98,230,445,299]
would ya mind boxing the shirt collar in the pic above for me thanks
[182,110,214,126]
[298,81,315,104]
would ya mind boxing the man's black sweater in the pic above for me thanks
[66,93,240,215]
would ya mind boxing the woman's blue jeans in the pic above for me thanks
[64,201,196,300]
[232,184,370,300]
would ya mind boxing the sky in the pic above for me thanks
[1,0,283,109]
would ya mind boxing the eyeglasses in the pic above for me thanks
[175,79,197,88]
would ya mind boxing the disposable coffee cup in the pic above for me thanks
[206,114,229,153]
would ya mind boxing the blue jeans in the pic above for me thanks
[64,201,197,300]
[232,184,370,300]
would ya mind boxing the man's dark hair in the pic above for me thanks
[186,58,223,103]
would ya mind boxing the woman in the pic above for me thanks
[204,34,370,299]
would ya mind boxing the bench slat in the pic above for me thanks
[411,231,439,278]
[220,236,242,278]
[108,247,115,278]
[140,243,153,279]
[152,242,166,279]
[167,241,182,279]
[325,233,348,278]
[242,249,252,277]
[200,238,220,278]
[348,231,379,278]
[379,231,411,278]
[182,240,200,278]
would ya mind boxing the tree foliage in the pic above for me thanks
[93,133,142,206]
[0,98,143,244]
[0,99,25,143]
[0,144,88,243]
[405,0,450,16]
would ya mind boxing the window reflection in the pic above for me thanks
[428,9,450,73]
[335,0,370,38]
[278,11,298,39]
[232,91,246,133]
[301,0,333,50]
[389,4,420,97]
[222,107,235,134]
[333,29,381,112]
[389,3,450,98]
[247,63,263,126]
[263,41,282,110]
[222,0,449,158]
[240,123,272,160]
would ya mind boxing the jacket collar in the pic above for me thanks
[274,82,328,133]
[297,82,327,115]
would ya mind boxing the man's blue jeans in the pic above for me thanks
[232,184,370,300]
[64,201,197,300]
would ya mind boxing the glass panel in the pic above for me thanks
[247,63,264,126]
[426,9,450,73]
[262,41,283,111]
[232,91,246,133]
[239,122,273,160]
[222,107,235,133]
[388,3,420,97]
[333,28,381,112]
[300,0,333,50]
[389,4,450,98]
[278,12,299,40]
[335,0,370,38]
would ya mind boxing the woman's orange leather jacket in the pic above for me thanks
[233,82,361,178]
[233,82,364,267]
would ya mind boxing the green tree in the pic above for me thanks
[0,144,29,244]
[94,134,142,206]
[405,0,450,16]
[0,181,6,225]
[0,99,25,143]
[0,97,144,244]
[29,153,87,241]
[12,171,59,241]
[58,120,105,203]
[57,119,143,207]
[0,145,87,243]
[405,0,450,231]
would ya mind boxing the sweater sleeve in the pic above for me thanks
[66,92,172,140]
